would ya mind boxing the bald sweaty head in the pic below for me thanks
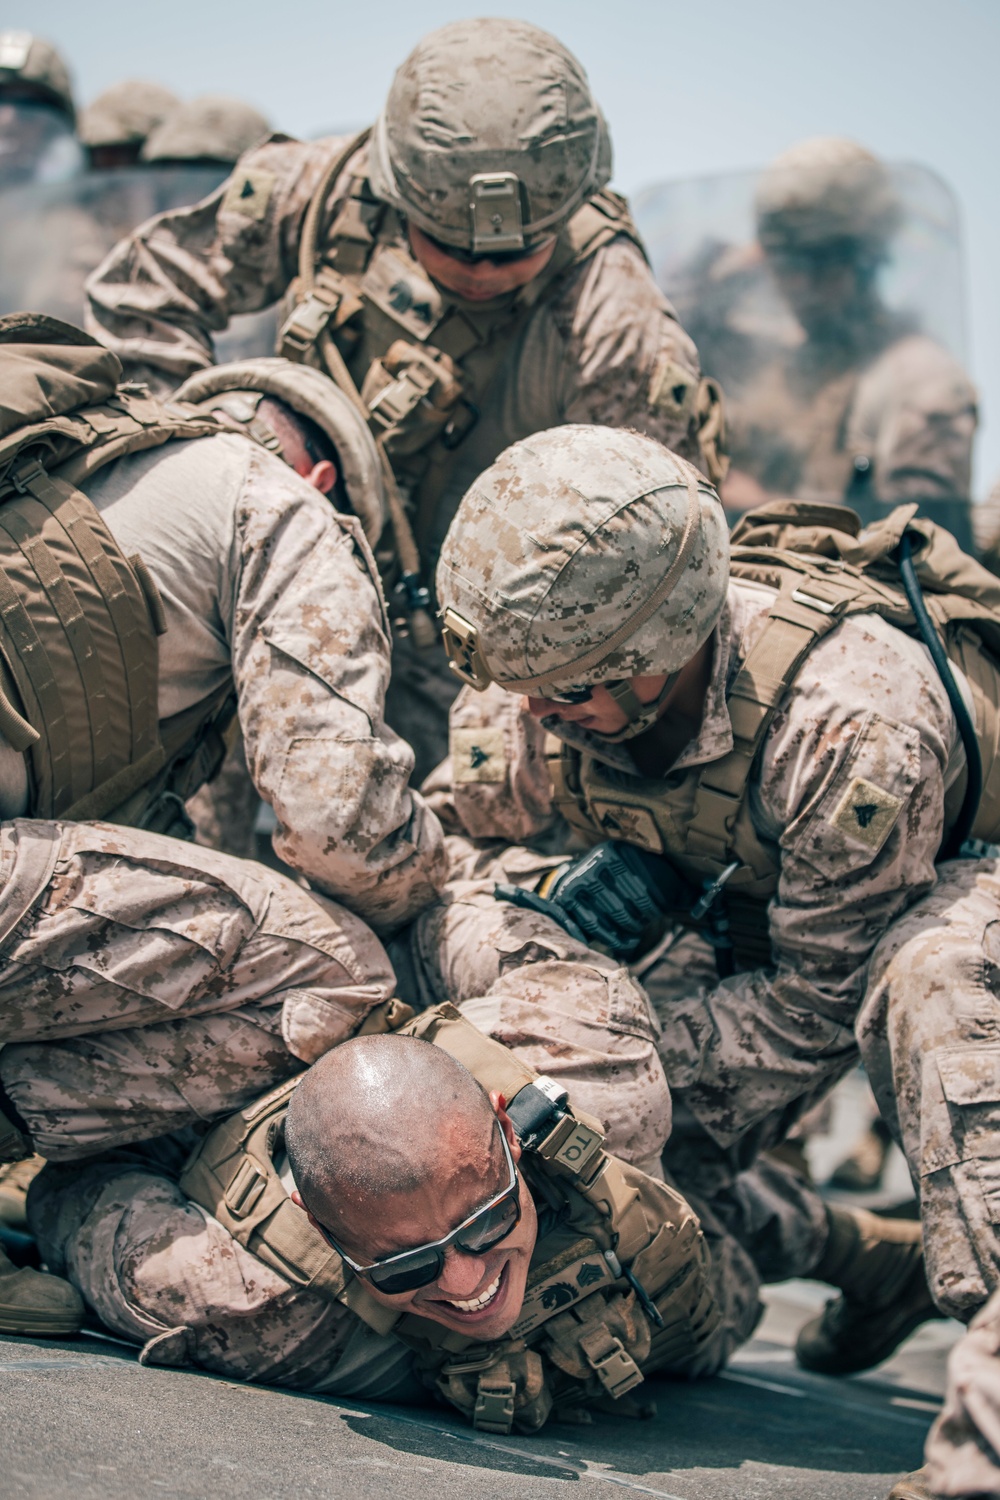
[285,1034,501,1238]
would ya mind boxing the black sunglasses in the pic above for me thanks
[311,1127,521,1296]
[419,228,556,268]
[540,678,628,706]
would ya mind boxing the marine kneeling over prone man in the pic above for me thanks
[431,422,1000,1496]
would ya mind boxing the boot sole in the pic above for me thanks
[0,1311,83,1336]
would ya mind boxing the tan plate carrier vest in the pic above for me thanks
[179,1001,719,1434]
[0,378,233,829]
[548,500,1000,971]
[278,134,723,557]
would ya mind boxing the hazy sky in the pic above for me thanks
[22,0,1000,493]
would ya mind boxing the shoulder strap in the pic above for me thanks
[687,572,865,868]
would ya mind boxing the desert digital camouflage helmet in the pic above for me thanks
[368,18,612,258]
[436,425,730,739]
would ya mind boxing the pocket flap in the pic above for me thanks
[938,1047,1000,1106]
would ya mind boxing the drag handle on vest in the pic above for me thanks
[896,531,983,858]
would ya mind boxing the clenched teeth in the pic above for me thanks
[446,1272,502,1313]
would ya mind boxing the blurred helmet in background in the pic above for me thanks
[80,79,180,166]
[142,95,270,166]
[0,31,74,121]
[755,136,900,261]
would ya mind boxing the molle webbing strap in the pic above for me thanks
[177,1076,348,1290]
[1,460,162,818]
[326,177,385,277]
[297,130,373,292]
[55,409,222,486]
[498,475,703,695]
[564,190,647,264]
[0,501,113,788]
[686,575,863,865]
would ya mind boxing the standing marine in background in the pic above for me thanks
[0,31,80,188]
[85,17,725,780]
[716,137,976,546]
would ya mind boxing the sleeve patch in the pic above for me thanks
[452,727,506,784]
[221,168,275,222]
[648,353,697,418]
[827,775,903,854]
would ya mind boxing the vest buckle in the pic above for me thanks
[367,361,437,430]
[473,1377,517,1433]
[578,1329,643,1399]
[279,291,340,358]
[10,458,46,495]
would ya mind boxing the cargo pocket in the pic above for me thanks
[936,1046,1000,1222]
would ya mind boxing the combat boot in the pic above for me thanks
[0,1244,83,1336]
[887,1468,935,1499]
[0,1155,45,1230]
[796,1206,942,1374]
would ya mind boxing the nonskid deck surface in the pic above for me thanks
[1,1282,959,1500]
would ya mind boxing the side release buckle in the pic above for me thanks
[279,291,340,359]
[367,361,437,432]
[578,1328,644,1400]
[473,1377,517,1433]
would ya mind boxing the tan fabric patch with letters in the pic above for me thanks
[452,727,506,784]
[828,775,904,853]
[221,168,275,222]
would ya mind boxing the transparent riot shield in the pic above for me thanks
[633,157,975,550]
[0,100,81,190]
[0,164,278,359]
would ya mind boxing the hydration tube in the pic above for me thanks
[897,531,982,858]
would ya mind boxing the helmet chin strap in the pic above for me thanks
[598,672,681,743]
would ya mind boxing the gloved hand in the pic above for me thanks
[543,842,683,957]
[495,842,684,958]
